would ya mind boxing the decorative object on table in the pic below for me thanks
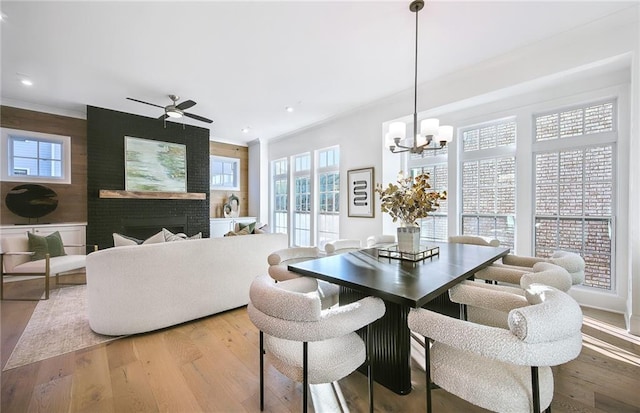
[347,167,374,218]
[384,0,454,155]
[378,244,439,263]
[375,171,446,253]
[223,194,240,218]
[5,184,58,220]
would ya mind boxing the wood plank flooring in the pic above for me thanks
[2,276,639,413]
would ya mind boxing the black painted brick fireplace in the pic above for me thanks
[87,106,210,249]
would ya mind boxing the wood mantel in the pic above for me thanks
[99,190,207,200]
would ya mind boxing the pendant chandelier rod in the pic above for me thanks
[412,0,421,153]
[386,0,453,155]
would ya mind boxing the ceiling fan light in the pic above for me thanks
[166,110,182,118]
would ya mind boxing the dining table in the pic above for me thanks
[288,241,510,395]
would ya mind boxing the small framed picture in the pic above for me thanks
[347,167,374,218]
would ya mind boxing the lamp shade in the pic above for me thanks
[389,122,406,140]
[437,125,454,142]
[385,132,396,149]
[420,118,439,136]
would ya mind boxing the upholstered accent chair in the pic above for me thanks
[1,234,94,300]
[267,246,339,308]
[476,251,585,289]
[247,274,386,413]
[324,239,361,255]
[448,235,501,247]
[409,283,583,413]
[366,234,396,248]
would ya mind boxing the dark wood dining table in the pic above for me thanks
[288,242,510,395]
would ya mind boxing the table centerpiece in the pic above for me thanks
[375,171,446,253]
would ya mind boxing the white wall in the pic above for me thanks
[262,6,639,324]
[627,4,640,335]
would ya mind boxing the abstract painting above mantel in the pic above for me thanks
[125,136,186,192]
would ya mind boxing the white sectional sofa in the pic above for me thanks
[86,233,288,335]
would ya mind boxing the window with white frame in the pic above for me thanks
[317,147,340,247]
[272,158,289,235]
[293,153,312,246]
[460,119,516,248]
[1,128,71,184]
[410,153,448,241]
[533,100,616,290]
[210,155,240,190]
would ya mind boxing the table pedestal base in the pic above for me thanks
[340,286,461,395]
[340,286,412,395]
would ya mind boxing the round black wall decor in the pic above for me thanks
[5,184,59,218]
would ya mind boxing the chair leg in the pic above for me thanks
[260,331,264,411]
[459,303,467,321]
[425,336,432,413]
[531,366,541,413]
[0,254,4,300]
[44,254,50,300]
[367,324,374,413]
[303,342,308,413]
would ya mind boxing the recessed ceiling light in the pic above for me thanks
[285,106,294,113]
[20,79,33,86]
[241,127,250,134]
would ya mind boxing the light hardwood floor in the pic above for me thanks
[2,276,639,413]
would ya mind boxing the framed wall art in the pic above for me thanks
[347,167,374,218]
[125,136,186,192]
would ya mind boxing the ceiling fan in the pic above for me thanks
[126,94,213,124]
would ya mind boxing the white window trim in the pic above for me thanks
[1,128,71,184]
[210,155,240,191]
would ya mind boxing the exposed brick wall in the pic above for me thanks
[87,106,210,248]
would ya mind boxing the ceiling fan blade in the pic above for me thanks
[176,100,196,110]
[127,97,165,109]
[184,112,213,124]
[158,114,169,120]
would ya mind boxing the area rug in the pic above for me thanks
[3,285,121,371]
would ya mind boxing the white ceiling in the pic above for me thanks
[0,1,636,145]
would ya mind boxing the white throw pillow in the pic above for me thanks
[142,231,166,244]
[162,228,186,242]
[113,233,141,247]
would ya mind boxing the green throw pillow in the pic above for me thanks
[46,231,66,257]
[27,232,49,261]
[238,221,256,234]
[27,231,66,261]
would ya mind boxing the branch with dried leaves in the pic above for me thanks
[374,172,447,226]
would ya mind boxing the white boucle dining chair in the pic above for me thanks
[366,234,396,248]
[267,246,339,308]
[247,273,386,413]
[448,235,501,247]
[324,239,362,255]
[477,250,586,288]
[408,283,583,413]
